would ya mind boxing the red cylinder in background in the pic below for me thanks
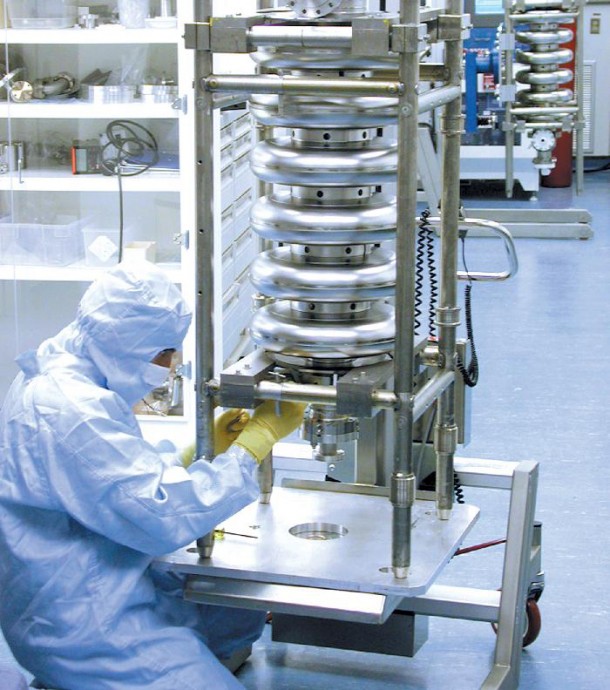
[543,130,573,187]
[542,19,576,188]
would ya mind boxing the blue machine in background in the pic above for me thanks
[463,27,503,141]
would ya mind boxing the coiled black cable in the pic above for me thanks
[100,120,159,261]
[425,219,438,338]
[101,120,159,177]
[456,233,479,387]
[454,471,465,504]
[415,208,438,338]
[415,220,426,334]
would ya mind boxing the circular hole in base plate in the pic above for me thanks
[289,522,348,540]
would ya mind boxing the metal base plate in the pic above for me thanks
[157,487,479,597]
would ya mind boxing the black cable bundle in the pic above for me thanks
[101,120,159,261]
[101,120,159,177]
[415,219,426,334]
[454,471,465,504]
[415,208,438,338]
[456,234,479,387]
[425,220,438,338]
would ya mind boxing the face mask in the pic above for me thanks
[142,362,170,391]
[84,341,172,407]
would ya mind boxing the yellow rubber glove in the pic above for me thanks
[234,401,306,463]
[181,408,251,467]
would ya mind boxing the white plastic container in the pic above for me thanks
[0,215,85,266]
[82,228,121,267]
[7,0,77,29]
[118,0,149,28]
[123,241,156,263]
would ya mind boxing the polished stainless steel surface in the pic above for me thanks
[251,138,398,186]
[250,301,395,360]
[246,10,403,435]
[157,487,480,597]
[184,577,401,624]
[250,191,397,244]
[250,246,395,301]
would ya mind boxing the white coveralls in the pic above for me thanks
[0,264,265,690]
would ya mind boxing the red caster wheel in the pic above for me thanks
[491,598,541,648]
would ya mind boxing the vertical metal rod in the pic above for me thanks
[256,2,273,252]
[503,2,515,198]
[258,453,274,504]
[574,0,585,194]
[435,0,464,520]
[391,0,420,579]
[194,0,216,558]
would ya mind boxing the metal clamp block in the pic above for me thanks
[336,361,394,418]
[185,22,211,51]
[210,16,263,54]
[498,33,515,51]
[391,23,427,54]
[499,84,516,103]
[219,349,275,408]
[352,17,392,56]
[435,14,467,42]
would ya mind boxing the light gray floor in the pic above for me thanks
[1,170,608,688]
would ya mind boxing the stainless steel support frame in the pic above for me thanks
[184,3,540,689]
[193,0,216,559]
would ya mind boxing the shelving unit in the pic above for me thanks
[0,1,260,447]
[0,5,197,440]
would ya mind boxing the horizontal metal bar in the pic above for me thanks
[418,85,461,113]
[280,478,435,504]
[420,63,450,81]
[184,577,500,624]
[462,207,591,224]
[454,457,520,490]
[427,217,518,282]
[204,74,403,97]
[184,577,402,624]
[253,380,398,409]
[212,93,249,110]
[248,24,353,48]
[509,11,578,21]
[510,105,578,115]
[400,584,501,622]
[412,370,454,421]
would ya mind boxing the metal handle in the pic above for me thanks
[427,216,519,282]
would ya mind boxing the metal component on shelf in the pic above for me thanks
[10,80,33,102]
[0,141,26,175]
[31,72,79,100]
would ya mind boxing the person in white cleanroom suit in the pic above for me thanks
[0,263,304,690]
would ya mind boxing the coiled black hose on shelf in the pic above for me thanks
[100,120,159,262]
